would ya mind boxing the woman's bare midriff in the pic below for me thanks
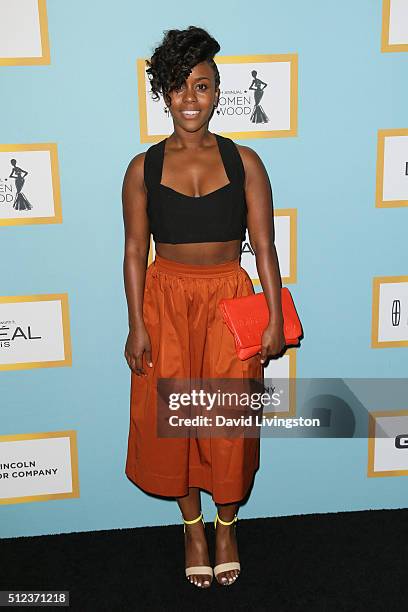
[155,239,242,265]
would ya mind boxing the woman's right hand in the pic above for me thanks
[124,323,153,376]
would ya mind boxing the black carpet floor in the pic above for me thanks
[1,507,407,611]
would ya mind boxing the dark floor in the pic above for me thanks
[1,507,407,611]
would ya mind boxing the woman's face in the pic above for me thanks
[166,61,219,131]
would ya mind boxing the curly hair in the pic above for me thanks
[146,26,220,107]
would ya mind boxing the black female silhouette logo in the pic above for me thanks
[248,70,269,124]
[9,159,33,210]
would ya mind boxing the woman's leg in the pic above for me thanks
[214,502,240,584]
[176,487,212,587]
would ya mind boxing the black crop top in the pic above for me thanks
[144,133,247,244]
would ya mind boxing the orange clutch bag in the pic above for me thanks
[218,288,303,361]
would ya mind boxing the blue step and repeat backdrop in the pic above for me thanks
[0,0,407,538]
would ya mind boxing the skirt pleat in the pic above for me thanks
[125,253,263,504]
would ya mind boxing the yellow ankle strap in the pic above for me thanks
[214,511,238,528]
[183,511,203,526]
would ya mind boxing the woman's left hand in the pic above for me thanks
[260,321,286,364]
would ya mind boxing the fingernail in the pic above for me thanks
[149,362,153,367]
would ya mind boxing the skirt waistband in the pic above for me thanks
[152,253,241,278]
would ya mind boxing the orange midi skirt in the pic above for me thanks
[125,253,263,504]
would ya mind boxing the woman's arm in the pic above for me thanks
[122,152,152,375]
[238,145,285,362]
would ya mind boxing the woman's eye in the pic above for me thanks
[174,83,207,93]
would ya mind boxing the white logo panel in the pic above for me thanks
[0,432,79,504]
[368,411,408,476]
[0,295,72,370]
[0,0,50,64]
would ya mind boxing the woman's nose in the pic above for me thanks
[183,88,197,102]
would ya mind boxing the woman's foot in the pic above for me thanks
[184,518,212,588]
[214,515,240,585]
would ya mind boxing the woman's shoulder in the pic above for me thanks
[122,151,149,195]
[124,151,146,176]
[125,138,163,171]
[217,133,260,160]
[230,140,266,175]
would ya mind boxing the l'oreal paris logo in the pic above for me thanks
[0,323,42,348]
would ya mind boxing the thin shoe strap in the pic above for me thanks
[183,511,203,525]
[214,511,238,527]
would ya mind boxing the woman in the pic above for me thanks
[9,159,33,211]
[248,70,269,124]
[122,26,285,589]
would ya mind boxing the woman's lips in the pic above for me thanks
[180,110,201,119]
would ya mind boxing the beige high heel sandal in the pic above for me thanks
[183,511,213,586]
[213,511,241,585]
